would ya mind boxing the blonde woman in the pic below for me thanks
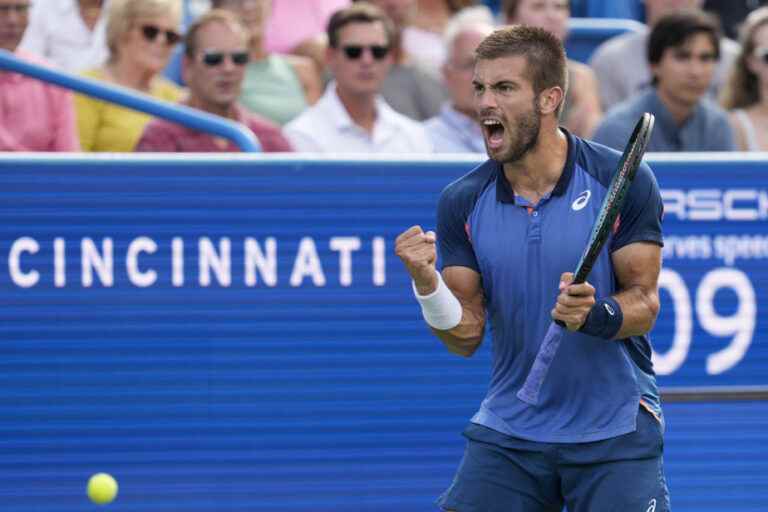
[75,0,185,152]
[721,7,768,152]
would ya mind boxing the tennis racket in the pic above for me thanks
[516,112,655,406]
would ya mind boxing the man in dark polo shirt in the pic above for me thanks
[395,26,669,511]
[136,9,292,153]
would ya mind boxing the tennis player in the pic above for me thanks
[395,26,669,511]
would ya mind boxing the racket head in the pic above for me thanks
[571,113,655,285]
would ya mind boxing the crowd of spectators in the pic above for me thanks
[1,0,767,154]
[135,7,292,151]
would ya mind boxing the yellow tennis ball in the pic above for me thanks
[86,473,118,505]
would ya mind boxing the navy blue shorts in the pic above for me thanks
[437,407,670,512]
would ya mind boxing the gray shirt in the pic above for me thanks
[381,63,447,121]
[589,29,740,111]
[592,89,736,152]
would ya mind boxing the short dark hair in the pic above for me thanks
[647,8,721,66]
[184,9,247,58]
[327,2,395,49]
[476,25,568,101]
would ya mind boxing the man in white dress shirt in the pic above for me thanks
[283,2,432,154]
[20,0,108,73]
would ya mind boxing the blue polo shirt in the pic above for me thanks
[437,130,664,443]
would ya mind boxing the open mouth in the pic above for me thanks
[482,119,505,149]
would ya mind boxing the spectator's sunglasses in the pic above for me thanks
[0,3,31,15]
[140,24,182,46]
[201,50,249,67]
[341,45,390,61]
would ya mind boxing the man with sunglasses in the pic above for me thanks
[0,0,80,151]
[283,2,431,154]
[136,9,292,152]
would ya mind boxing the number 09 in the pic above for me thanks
[652,268,756,375]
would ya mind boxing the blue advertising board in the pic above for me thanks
[0,154,766,511]
[652,155,768,386]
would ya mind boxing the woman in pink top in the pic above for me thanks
[263,0,349,74]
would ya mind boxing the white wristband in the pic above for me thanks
[412,271,463,331]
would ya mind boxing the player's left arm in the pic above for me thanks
[607,159,664,338]
[604,159,664,339]
[553,161,663,338]
[610,241,661,338]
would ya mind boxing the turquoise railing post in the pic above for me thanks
[0,49,261,153]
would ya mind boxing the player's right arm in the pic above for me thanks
[395,226,485,357]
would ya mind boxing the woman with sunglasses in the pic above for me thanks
[721,7,768,151]
[74,0,185,152]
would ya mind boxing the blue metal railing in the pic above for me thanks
[0,49,260,152]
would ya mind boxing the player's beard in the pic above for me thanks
[498,100,541,164]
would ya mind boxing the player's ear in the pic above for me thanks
[538,86,564,115]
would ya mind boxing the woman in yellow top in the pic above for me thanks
[75,0,185,152]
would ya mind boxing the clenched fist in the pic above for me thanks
[395,225,438,295]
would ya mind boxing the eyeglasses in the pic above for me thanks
[341,45,390,60]
[0,3,31,15]
[201,50,249,66]
[140,24,182,46]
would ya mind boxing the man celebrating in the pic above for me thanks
[136,9,292,152]
[283,2,431,154]
[395,26,669,511]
